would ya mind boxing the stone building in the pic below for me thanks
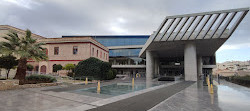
[0,25,109,77]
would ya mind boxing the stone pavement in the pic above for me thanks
[149,80,250,111]
[88,81,194,111]
[1,79,250,111]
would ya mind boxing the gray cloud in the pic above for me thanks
[0,0,250,47]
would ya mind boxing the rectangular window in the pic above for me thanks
[73,46,78,55]
[92,48,94,56]
[54,47,59,55]
[100,51,102,58]
[97,50,99,57]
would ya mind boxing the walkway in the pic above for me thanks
[1,79,250,111]
[88,81,194,111]
[149,80,250,111]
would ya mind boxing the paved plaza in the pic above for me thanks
[0,79,250,111]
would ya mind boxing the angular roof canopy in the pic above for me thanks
[139,8,249,58]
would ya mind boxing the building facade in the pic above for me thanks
[0,25,109,76]
[63,35,149,76]
[29,37,109,74]
[139,8,249,81]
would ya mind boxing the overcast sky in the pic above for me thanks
[1,0,250,63]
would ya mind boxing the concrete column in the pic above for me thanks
[154,59,160,76]
[146,50,154,81]
[197,56,203,80]
[114,59,116,65]
[184,42,197,81]
[154,59,158,76]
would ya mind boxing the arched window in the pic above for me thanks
[52,64,57,72]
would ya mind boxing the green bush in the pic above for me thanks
[230,75,250,87]
[0,78,6,80]
[75,57,102,79]
[106,69,116,80]
[101,62,112,80]
[75,57,115,80]
[53,64,63,72]
[25,74,57,84]
[67,72,74,77]
[27,64,34,71]
[64,64,75,71]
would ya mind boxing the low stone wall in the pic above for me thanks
[0,80,19,90]
[16,83,61,89]
[0,80,60,91]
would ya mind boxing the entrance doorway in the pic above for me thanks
[40,65,46,74]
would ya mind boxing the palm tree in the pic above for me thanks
[0,30,47,85]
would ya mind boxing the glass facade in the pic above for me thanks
[93,36,149,47]
[62,35,149,75]
[109,49,141,57]
[92,35,149,57]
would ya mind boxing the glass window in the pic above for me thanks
[93,36,149,47]
[92,48,94,56]
[100,51,102,58]
[109,49,141,57]
[54,47,59,55]
[73,46,78,55]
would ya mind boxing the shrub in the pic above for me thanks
[67,72,74,77]
[27,64,34,71]
[75,57,102,79]
[53,64,63,72]
[230,75,250,87]
[0,55,18,79]
[64,64,75,71]
[25,74,57,84]
[75,57,115,80]
[101,62,112,80]
[106,69,117,80]
[0,78,6,80]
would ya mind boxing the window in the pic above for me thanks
[92,48,94,56]
[97,50,99,57]
[43,48,48,55]
[73,46,78,55]
[54,47,59,55]
[100,51,102,58]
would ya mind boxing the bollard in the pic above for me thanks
[132,78,134,86]
[132,78,135,90]
[85,77,88,85]
[97,81,101,94]
[207,76,210,87]
[210,84,214,94]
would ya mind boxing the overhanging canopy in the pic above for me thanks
[139,8,249,58]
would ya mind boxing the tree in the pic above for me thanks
[75,57,102,79]
[64,64,75,71]
[0,55,18,79]
[100,62,112,80]
[27,64,34,71]
[75,57,116,80]
[0,30,47,85]
[53,64,63,72]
